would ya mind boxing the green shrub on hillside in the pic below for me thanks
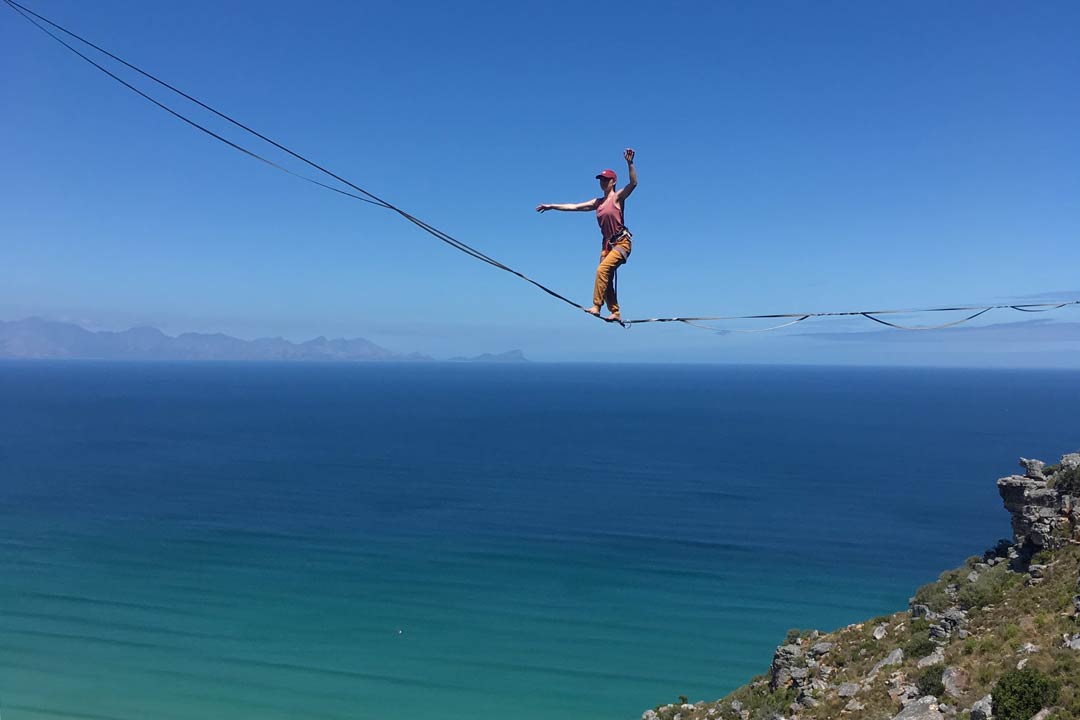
[958,584,993,610]
[913,581,952,613]
[904,634,937,659]
[724,685,797,720]
[914,665,945,698]
[1051,465,1080,495]
[993,667,1060,720]
[957,563,1019,611]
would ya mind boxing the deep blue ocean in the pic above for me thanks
[1,362,1078,720]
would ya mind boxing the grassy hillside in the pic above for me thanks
[643,453,1080,720]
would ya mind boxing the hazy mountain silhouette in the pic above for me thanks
[0,318,431,362]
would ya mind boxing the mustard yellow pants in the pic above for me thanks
[593,237,632,313]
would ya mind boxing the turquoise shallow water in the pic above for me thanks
[1,362,1078,719]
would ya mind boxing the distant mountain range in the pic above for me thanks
[0,318,527,363]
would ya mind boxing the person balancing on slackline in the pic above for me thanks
[536,148,637,323]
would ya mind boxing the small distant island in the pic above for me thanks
[0,317,527,363]
[449,349,528,363]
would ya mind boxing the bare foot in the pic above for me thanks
[584,306,601,317]
[605,313,622,323]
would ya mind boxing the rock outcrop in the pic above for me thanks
[998,453,1080,567]
[641,450,1080,720]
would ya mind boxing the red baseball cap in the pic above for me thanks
[596,169,617,181]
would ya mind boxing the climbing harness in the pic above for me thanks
[603,228,632,259]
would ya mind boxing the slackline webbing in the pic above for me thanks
[5,0,1078,334]
[2,0,585,311]
[625,301,1080,332]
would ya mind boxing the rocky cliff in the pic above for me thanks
[644,451,1080,720]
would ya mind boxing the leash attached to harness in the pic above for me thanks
[596,227,632,326]
[603,227,632,259]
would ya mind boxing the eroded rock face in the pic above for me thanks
[917,647,945,668]
[920,606,969,642]
[996,451,1080,560]
[768,643,803,690]
[838,682,860,698]
[997,475,1057,550]
[942,667,968,699]
[1020,457,1046,480]
[868,648,904,680]
[895,683,921,707]
[970,695,992,720]
[891,696,944,720]
[941,608,967,635]
[910,604,935,620]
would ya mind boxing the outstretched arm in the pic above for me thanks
[617,148,637,202]
[536,198,600,213]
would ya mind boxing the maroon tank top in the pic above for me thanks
[595,193,625,243]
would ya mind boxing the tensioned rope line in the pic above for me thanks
[6,0,1079,333]
[1,1,536,273]
[1,0,509,273]
[4,3,388,209]
[2,0,587,311]
[627,301,1080,332]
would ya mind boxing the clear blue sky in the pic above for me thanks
[3,0,1078,364]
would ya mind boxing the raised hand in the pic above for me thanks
[624,148,635,164]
